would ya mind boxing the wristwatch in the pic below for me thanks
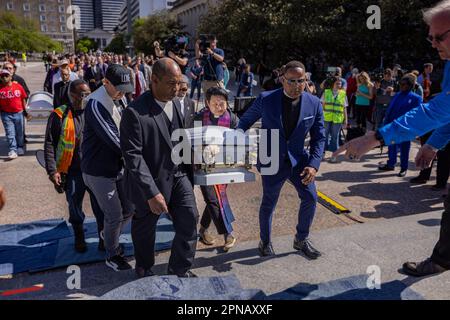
[374,129,385,146]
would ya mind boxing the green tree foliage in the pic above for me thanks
[0,13,63,52]
[199,0,441,71]
[132,10,185,55]
[76,37,98,54]
[104,33,127,54]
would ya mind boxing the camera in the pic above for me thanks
[199,34,214,54]
[163,35,188,56]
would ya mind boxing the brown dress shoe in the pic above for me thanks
[402,258,447,277]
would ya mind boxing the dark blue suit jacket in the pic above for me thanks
[237,88,325,172]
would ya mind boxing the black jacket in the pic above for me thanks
[53,80,71,109]
[120,91,192,212]
[44,104,84,176]
[174,96,196,129]
[12,74,30,98]
[84,66,104,91]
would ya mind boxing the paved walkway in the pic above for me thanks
[0,62,448,299]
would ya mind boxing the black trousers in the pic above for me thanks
[355,105,370,129]
[200,185,228,235]
[431,192,450,269]
[131,175,198,274]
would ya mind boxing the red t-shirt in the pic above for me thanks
[0,82,27,113]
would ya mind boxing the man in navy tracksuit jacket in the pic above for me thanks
[81,64,135,271]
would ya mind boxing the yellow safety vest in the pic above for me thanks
[323,89,346,124]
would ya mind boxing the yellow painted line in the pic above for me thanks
[317,190,351,214]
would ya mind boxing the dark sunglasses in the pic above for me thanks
[284,77,306,85]
[179,88,188,92]
[427,28,450,44]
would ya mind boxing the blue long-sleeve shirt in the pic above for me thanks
[379,60,450,149]
[383,91,422,125]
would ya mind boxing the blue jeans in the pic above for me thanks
[190,80,201,99]
[65,171,104,231]
[237,86,252,97]
[387,141,411,171]
[324,121,342,152]
[1,111,24,153]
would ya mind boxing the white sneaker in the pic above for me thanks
[8,151,18,159]
[17,148,25,156]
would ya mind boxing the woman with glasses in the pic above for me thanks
[321,76,348,163]
[196,87,239,252]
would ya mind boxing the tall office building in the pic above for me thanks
[117,0,173,34]
[0,0,75,52]
[72,0,124,32]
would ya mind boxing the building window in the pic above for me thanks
[6,2,13,10]
[59,5,65,13]
[102,39,107,47]
[61,25,67,32]
[41,25,48,33]
[60,15,66,23]
[40,15,46,22]
[39,4,46,12]
[23,3,30,11]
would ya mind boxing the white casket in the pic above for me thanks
[26,91,53,119]
[184,126,258,186]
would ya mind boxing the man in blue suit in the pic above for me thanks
[238,60,326,258]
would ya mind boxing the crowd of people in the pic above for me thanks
[0,1,449,280]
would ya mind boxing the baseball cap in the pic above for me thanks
[0,69,11,76]
[59,59,69,67]
[105,64,133,93]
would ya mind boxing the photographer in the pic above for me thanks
[195,35,225,92]
[154,37,189,74]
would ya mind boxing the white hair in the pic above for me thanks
[423,0,450,24]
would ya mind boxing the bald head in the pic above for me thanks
[152,58,181,80]
[151,58,183,102]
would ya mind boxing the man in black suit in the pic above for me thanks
[53,67,71,108]
[84,58,104,92]
[120,58,199,278]
[174,75,196,128]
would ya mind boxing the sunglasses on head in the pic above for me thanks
[427,28,450,44]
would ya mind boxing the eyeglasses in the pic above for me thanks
[427,28,450,44]
[179,88,188,92]
[284,77,306,85]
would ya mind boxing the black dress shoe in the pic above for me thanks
[168,270,198,278]
[379,164,395,171]
[135,267,155,279]
[293,238,321,259]
[410,176,428,184]
[398,169,407,177]
[258,241,275,257]
[402,258,447,277]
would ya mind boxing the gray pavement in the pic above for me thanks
[0,62,448,300]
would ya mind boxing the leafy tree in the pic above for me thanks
[104,33,127,54]
[0,13,63,52]
[76,37,97,54]
[199,0,442,73]
[132,10,185,55]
